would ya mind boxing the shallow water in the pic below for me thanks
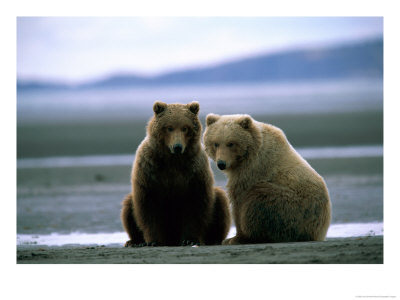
[17,144,383,169]
[17,78,383,123]
[16,222,384,246]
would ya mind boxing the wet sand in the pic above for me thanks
[17,236,383,264]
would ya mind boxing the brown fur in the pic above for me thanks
[203,114,331,244]
[120,101,231,246]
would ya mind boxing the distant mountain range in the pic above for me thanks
[17,38,383,90]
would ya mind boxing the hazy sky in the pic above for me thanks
[17,17,383,83]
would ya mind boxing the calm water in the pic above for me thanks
[17,78,383,123]
[17,144,383,169]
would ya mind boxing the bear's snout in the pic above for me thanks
[173,143,183,154]
[217,160,226,170]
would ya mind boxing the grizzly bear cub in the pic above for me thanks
[203,114,331,245]
[121,101,231,246]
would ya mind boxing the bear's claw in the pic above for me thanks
[181,240,200,246]
[124,240,157,247]
[137,242,157,247]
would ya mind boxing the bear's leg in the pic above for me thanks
[221,202,246,245]
[121,193,145,247]
[203,187,232,245]
[179,220,204,246]
[141,224,176,246]
[133,199,176,246]
[180,201,211,246]
[239,182,316,243]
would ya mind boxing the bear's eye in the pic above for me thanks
[214,143,219,148]
[227,143,234,148]
[167,127,174,132]
[182,127,188,132]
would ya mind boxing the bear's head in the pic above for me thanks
[147,101,201,155]
[203,114,262,171]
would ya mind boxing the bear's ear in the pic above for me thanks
[206,114,220,126]
[188,101,200,115]
[153,101,167,115]
[238,115,252,130]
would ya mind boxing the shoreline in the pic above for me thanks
[17,236,383,264]
[16,222,384,247]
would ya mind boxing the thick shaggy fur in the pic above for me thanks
[203,114,331,244]
[121,102,231,246]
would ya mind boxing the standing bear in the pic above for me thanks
[121,101,231,246]
[203,114,331,245]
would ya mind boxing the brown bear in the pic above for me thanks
[121,101,231,246]
[203,114,331,245]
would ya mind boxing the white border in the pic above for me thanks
[3,1,399,300]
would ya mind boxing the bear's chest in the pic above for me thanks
[147,164,195,192]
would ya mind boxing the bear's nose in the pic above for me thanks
[217,160,226,170]
[173,144,183,154]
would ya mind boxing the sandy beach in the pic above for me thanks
[17,236,383,264]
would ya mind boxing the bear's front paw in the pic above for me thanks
[222,238,231,245]
[124,240,135,247]
[222,236,242,245]
[181,240,200,246]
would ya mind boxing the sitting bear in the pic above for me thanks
[203,114,331,244]
[121,101,231,246]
